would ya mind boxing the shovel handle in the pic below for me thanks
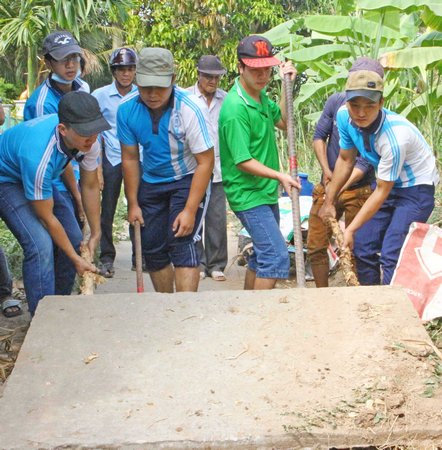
[134,220,144,293]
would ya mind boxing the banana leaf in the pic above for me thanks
[295,72,347,108]
[357,0,442,31]
[304,15,406,41]
[412,31,442,48]
[380,46,442,69]
[262,19,302,46]
[357,0,442,16]
[286,44,352,63]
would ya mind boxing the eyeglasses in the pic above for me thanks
[52,54,81,65]
[200,73,222,81]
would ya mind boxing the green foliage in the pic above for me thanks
[126,0,288,86]
[0,78,22,103]
[263,0,442,169]
[0,222,22,279]
[0,0,137,92]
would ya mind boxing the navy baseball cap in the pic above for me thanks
[42,31,82,60]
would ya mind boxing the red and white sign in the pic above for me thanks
[391,222,442,321]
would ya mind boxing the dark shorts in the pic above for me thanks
[138,175,208,272]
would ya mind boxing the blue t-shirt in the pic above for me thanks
[0,115,100,200]
[23,77,89,191]
[337,107,439,188]
[117,86,213,184]
[24,77,89,120]
[314,92,373,188]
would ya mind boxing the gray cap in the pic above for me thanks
[349,57,384,79]
[42,31,82,60]
[136,48,174,88]
[58,92,111,136]
[197,55,226,75]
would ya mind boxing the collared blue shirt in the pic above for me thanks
[92,81,138,166]
[0,115,99,200]
[337,106,439,188]
[117,86,213,184]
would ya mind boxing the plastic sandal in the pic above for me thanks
[1,298,23,318]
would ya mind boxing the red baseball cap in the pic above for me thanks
[237,35,280,68]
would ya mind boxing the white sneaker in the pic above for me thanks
[211,270,226,281]
[199,271,206,280]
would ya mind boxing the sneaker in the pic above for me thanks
[199,271,206,280]
[211,270,226,281]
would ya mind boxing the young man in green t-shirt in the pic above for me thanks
[219,35,299,290]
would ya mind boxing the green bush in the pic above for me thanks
[0,78,23,103]
[0,222,22,279]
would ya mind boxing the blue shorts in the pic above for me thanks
[138,175,208,272]
[236,204,290,279]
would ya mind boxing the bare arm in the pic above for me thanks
[79,167,101,256]
[319,148,357,220]
[61,163,85,223]
[340,167,366,193]
[237,158,300,195]
[313,139,333,183]
[31,199,95,275]
[173,148,214,237]
[121,143,142,225]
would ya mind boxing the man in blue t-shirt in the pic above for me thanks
[0,92,110,315]
[118,47,214,293]
[308,91,374,287]
[93,48,139,278]
[24,30,89,225]
[320,58,439,285]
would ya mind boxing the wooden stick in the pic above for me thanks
[325,217,360,287]
[79,220,105,295]
[134,220,144,293]
[283,73,306,287]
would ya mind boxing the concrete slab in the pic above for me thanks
[0,286,441,449]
